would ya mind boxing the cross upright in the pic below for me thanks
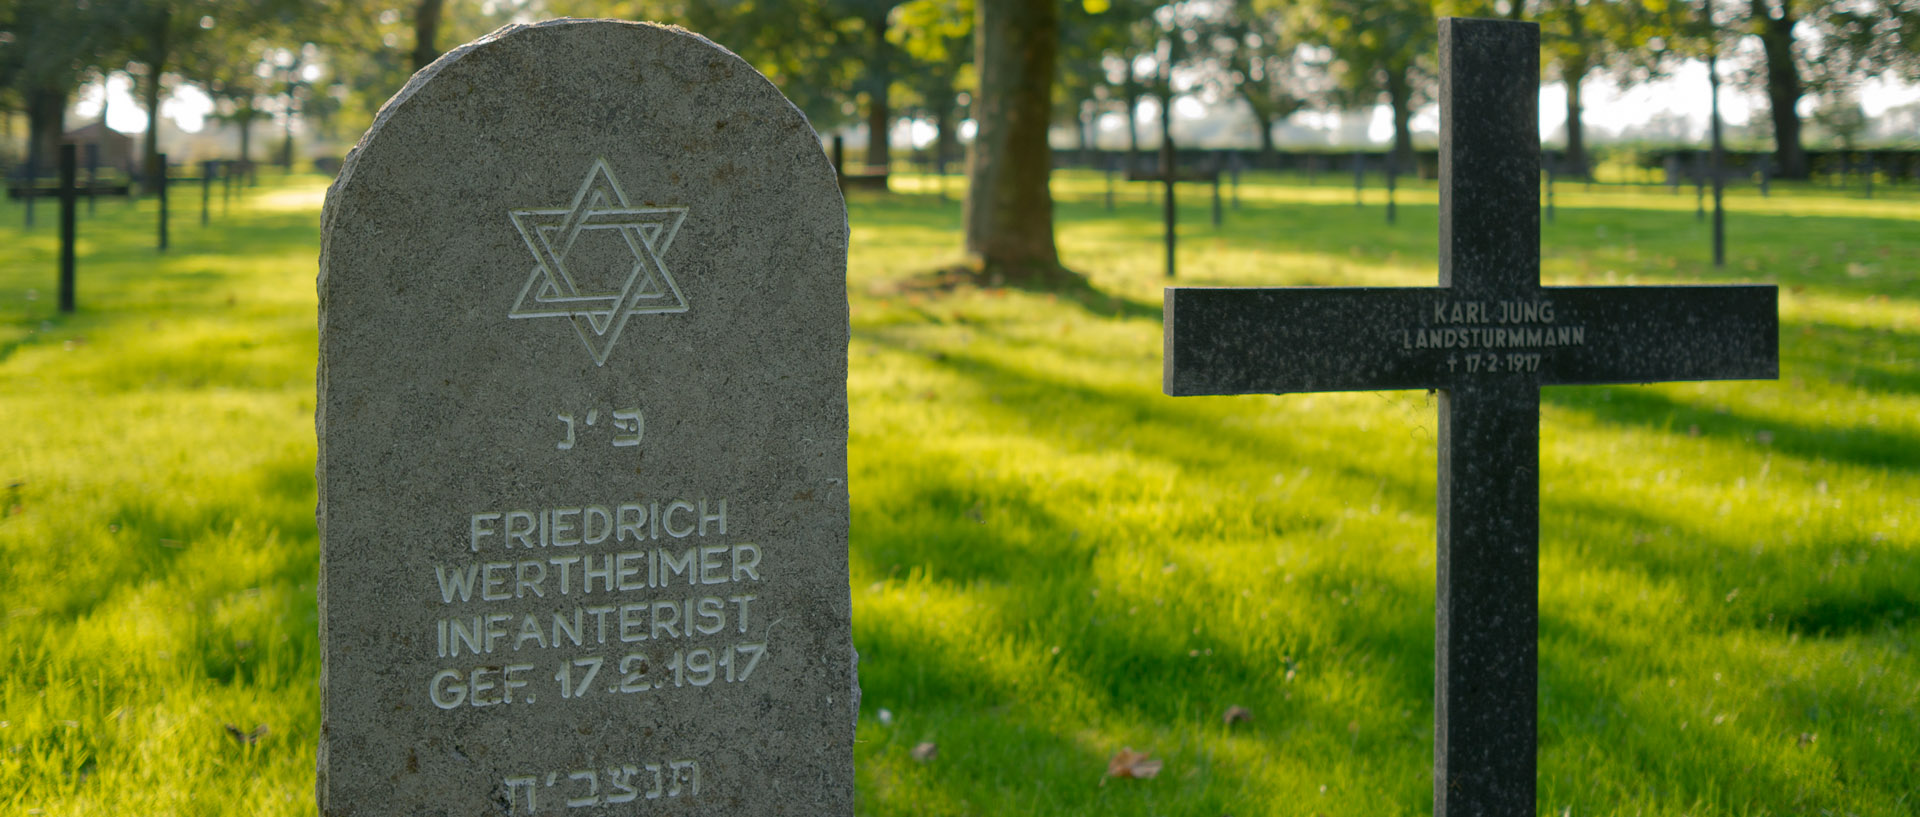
[1162,18,1777,816]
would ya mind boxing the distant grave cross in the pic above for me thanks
[1163,19,1777,815]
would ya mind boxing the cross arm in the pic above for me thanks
[1539,285,1777,386]
[1163,283,1779,397]
[1165,287,1447,396]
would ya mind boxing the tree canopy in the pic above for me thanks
[9,0,1916,195]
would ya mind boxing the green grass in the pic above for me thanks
[3,170,1917,815]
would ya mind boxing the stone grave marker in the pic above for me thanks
[1163,18,1777,815]
[318,20,851,816]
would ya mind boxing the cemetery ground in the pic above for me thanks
[2,169,1916,816]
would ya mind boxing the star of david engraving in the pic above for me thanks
[508,158,689,366]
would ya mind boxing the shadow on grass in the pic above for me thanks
[855,322,1435,514]
[852,326,1449,729]
[1785,320,1920,398]
[1544,383,1920,473]
[1546,492,1917,640]
[1535,613,1839,812]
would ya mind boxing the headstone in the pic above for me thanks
[1543,164,1555,222]
[58,143,77,313]
[1387,153,1399,224]
[1159,99,1176,277]
[22,149,38,228]
[1163,19,1777,815]
[1209,163,1223,228]
[1352,150,1365,207]
[1105,156,1116,212]
[156,153,169,251]
[201,160,214,226]
[1228,151,1242,210]
[318,20,852,817]
[1693,151,1706,221]
[84,142,99,216]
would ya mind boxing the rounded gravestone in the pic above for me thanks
[318,20,850,817]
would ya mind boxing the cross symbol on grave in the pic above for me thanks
[1162,19,1777,816]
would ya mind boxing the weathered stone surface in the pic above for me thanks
[318,20,849,816]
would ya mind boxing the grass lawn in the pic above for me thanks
[2,169,1916,816]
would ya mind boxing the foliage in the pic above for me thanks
[318,1,520,143]
[0,0,133,167]
[1188,0,1316,155]
[1274,0,1449,165]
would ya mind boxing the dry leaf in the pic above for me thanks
[911,742,938,762]
[1106,747,1163,780]
[1223,706,1252,727]
[224,723,269,745]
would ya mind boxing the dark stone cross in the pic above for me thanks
[1162,19,1778,815]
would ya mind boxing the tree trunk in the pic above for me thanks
[26,87,65,175]
[1754,0,1807,179]
[24,86,67,226]
[141,11,170,195]
[1242,91,1277,159]
[414,0,446,72]
[864,12,892,174]
[1384,65,1414,172]
[1561,3,1591,179]
[282,92,297,171]
[933,79,956,175]
[1564,65,1588,179]
[1124,81,1141,160]
[237,109,254,164]
[964,0,1072,285]
[1075,99,1093,165]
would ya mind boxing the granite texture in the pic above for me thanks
[1163,17,1778,817]
[318,20,850,817]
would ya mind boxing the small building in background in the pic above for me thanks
[61,122,137,175]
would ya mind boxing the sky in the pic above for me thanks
[71,60,1920,149]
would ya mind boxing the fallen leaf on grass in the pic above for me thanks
[225,723,269,745]
[1105,747,1163,780]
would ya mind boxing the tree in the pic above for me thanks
[120,0,207,190]
[1713,0,1920,179]
[1745,0,1810,178]
[1810,89,1867,148]
[320,0,519,142]
[1054,0,1155,160]
[176,4,308,171]
[847,0,908,171]
[0,0,127,201]
[413,0,445,71]
[963,0,1074,285]
[892,0,972,169]
[183,36,273,168]
[1197,0,1311,158]
[1283,0,1437,169]
[1513,0,1669,179]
